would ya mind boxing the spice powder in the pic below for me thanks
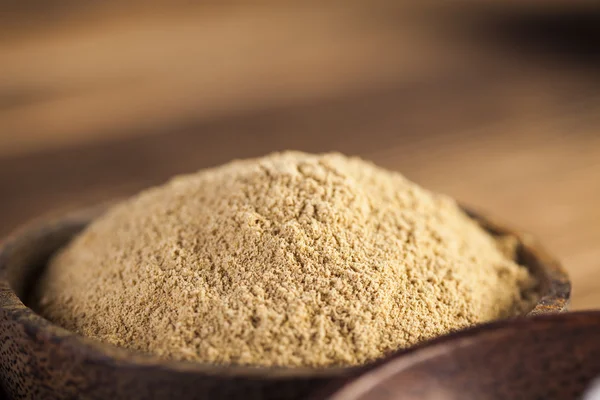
[36,152,538,367]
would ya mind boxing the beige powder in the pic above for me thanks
[36,151,537,367]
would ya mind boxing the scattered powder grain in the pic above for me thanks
[36,152,538,367]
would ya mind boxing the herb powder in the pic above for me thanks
[36,152,537,367]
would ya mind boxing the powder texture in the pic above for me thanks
[36,152,537,367]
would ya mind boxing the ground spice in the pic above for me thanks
[36,151,537,367]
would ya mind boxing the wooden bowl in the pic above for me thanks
[0,205,570,400]
[321,311,600,400]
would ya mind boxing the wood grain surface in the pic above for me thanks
[0,2,599,313]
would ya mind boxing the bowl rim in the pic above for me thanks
[320,310,600,400]
[0,204,570,378]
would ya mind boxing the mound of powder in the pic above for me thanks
[36,151,537,367]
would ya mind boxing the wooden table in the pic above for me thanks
[0,2,598,310]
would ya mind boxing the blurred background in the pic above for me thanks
[0,1,598,309]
